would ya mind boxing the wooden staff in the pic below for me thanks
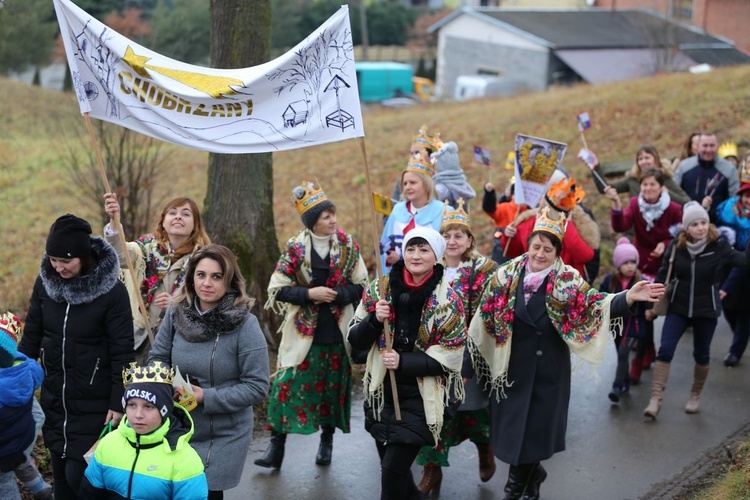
[503,205,522,257]
[356,137,401,421]
[83,113,154,346]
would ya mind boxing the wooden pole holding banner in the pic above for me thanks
[83,113,154,346]
[503,205,522,257]
[356,137,402,421]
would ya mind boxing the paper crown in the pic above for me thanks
[411,124,443,154]
[122,361,174,387]
[545,177,585,213]
[533,206,567,241]
[405,150,435,178]
[441,198,470,230]
[0,312,22,339]
[718,142,738,160]
[291,180,329,215]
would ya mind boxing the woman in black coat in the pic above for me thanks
[348,227,466,500]
[644,202,750,419]
[469,208,662,500]
[18,214,134,500]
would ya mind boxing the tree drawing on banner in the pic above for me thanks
[69,21,122,118]
[267,26,354,132]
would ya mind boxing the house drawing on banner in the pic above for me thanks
[282,100,308,128]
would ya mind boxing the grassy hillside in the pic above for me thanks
[2,65,750,313]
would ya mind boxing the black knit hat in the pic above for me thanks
[301,199,335,230]
[123,381,174,424]
[46,214,92,258]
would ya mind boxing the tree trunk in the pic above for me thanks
[206,0,279,346]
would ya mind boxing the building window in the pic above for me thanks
[671,0,694,21]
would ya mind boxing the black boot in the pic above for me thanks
[315,426,334,465]
[520,464,547,500]
[254,432,286,469]
[504,464,534,500]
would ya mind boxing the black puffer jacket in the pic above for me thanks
[19,237,134,459]
[348,260,446,447]
[657,236,750,318]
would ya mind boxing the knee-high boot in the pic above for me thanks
[416,465,442,496]
[643,360,670,420]
[685,364,710,414]
[254,432,286,469]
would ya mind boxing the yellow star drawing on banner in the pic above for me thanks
[122,46,243,99]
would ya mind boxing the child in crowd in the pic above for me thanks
[80,361,208,499]
[0,312,45,500]
[598,239,647,402]
[482,179,525,264]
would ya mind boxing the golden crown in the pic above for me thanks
[441,198,470,230]
[545,177,585,213]
[533,206,567,241]
[0,312,22,338]
[718,142,738,160]
[410,124,443,154]
[291,180,329,215]
[405,150,435,178]
[122,361,174,388]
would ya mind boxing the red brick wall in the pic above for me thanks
[594,0,750,55]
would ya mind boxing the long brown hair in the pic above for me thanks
[675,224,719,248]
[154,197,211,260]
[175,244,254,309]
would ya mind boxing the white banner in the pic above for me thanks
[513,134,567,208]
[53,0,364,154]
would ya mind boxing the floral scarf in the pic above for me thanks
[351,274,466,444]
[265,228,368,370]
[468,254,621,399]
[136,234,191,307]
[446,251,498,323]
[638,190,671,231]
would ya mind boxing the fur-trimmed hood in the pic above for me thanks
[624,158,675,179]
[39,237,120,305]
[511,205,600,249]
[668,223,736,247]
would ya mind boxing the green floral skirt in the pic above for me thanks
[266,343,352,435]
[415,408,491,467]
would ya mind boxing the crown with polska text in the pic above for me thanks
[291,180,330,215]
[122,361,174,388]
[441,198,470,230]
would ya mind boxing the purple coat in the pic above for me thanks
[611,197,683,276]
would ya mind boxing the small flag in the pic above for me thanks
[474,145,491,167]
[372,192,394,216]
[577,148,597,170]
[505,151,515,171]
[576,112,592,132]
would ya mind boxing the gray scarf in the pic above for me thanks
[638,190,671,231]
[686,238,708,259]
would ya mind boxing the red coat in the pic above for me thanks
[501,209,595,277]
[611,197,683,277]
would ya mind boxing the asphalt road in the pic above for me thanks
[227,316,750,500]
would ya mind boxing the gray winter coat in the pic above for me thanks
[149,297,270,491]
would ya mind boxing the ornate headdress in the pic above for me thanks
[441,198,470,230]
[291,180,330,215]
[740,160,750,185]
[405,149,436,178]
[122,361,174,388]
[718,142,738,160]
[411,124,443,154]
[545,177,585,213]
[533,206,566,241]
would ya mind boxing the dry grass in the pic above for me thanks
[2,65,750,315]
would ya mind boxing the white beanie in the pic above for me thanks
[402,226,446,261]
[682,201,709,228]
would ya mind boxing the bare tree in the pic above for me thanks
[206,0,279,343]
[63,120,165,239]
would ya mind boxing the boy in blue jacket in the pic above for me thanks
[0,312,45,500]
[80,361,208,499]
